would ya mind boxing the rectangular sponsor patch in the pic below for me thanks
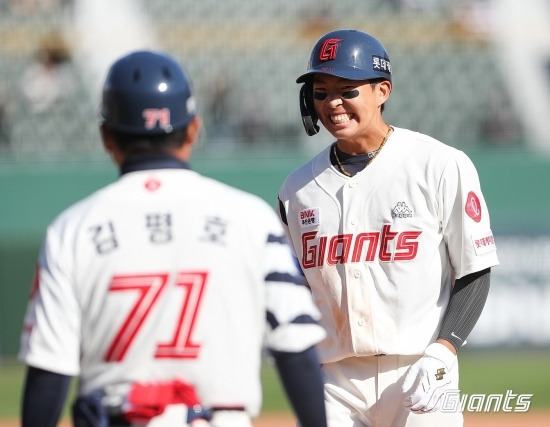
[472,230,497,255]
[299,208,320,228]
[372,55,392,75]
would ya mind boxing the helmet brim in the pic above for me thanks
[296,65,390,84]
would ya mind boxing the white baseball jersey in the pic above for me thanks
[19,160,325,418]
[278,127,499,363]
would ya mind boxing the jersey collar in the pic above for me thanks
[120,153,191,175]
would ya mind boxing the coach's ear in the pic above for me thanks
[174,116,202,161]
[100,124,125,166]
[185,116,201,146]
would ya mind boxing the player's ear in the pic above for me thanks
[377,80,392,107]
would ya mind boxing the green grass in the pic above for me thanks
[0,360,24,418]
[458,348,550,410]
[2,349,549,420]
[260,362,291,413]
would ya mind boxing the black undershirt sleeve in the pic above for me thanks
[277,197,288,226]
[270,346,327,427]
[438,268,491,352]
[21,366,72,427]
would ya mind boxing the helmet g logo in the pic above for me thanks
[319,38,342,62]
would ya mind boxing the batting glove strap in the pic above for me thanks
[401,343,457,414]
[423,342,457,371]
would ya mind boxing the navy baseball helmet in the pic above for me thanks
[296,29,392,84]
[297,30,392,136]
[100,50,196,135]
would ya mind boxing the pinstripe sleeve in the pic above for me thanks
[263,231,326,352]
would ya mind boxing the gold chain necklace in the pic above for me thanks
[333,125,393,177]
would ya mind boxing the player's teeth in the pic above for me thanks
[331,114,350,124]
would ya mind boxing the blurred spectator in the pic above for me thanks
[236,93,270,145]
[300,0,333,38]
[0,87,10,151]
[20,31,75,114]
[205,75,236,141]
[9,0,68,14]
[390,0,445,14]
[479,88,523,146]
[448,0,496,42]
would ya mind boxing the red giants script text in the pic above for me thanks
[301,224,422,269]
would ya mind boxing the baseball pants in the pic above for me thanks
[322,354,463,427]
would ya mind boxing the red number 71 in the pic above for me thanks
[104,271,208,362]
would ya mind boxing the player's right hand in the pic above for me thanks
[401,342,457,413]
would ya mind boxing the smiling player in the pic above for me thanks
[277,29,499,427]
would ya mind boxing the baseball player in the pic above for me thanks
[19,50,328,427]
[277,29,499,426]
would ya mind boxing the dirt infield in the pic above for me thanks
[1,411,548,426]
[253,411,550,426]
[257,411,550,426]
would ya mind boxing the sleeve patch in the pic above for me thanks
[465,191,482,223]
[472,230,496,255]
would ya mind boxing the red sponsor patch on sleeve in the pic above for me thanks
[465,191,482,222]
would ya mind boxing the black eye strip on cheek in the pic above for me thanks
[313,92,328,100]
[342,89,360,99]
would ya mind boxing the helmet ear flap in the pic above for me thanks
[299,83,319,136]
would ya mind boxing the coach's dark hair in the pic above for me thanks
[109,127,188,156]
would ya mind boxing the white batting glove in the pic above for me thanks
[401,342,457,413]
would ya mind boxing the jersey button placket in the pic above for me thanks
[344,180,358,230]
[352,270,365,328]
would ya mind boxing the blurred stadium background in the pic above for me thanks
[1,0,549,420]
[1,0,542,158]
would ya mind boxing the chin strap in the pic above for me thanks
[299,84,319,136]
